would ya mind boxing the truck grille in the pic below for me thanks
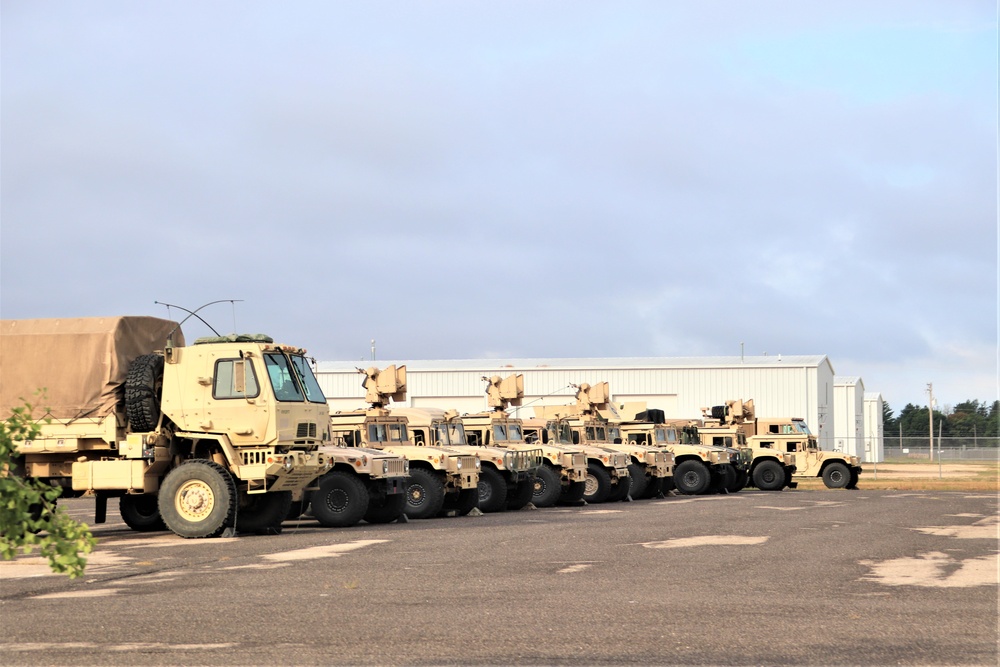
[240,449,272,465]
[385,459,407,476]
[611,453,628,468]
[571,453,587,469]
[296,422,317,438]
[454,455,478,472]
[504,448,542,473]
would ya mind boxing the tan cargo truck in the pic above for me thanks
[1,317,332,538]
[390,406,542,513]
[289,446,409,527]
[328,366,480,519]
[613,404,747,495]
[704,400,861,489]
[460,374,588,508]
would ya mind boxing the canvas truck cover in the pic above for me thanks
[0,316,182,420]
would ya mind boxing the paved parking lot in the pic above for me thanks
[2,489,997,666]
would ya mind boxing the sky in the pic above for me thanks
[1,1,997,414]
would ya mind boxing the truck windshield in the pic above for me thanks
[548,422,574,445]
[585,425,608,442]
[264,353,304,402]
[434,422,466,445]
[793,421,812,435]
[289,355,327,404]
[655,428,675,444]
[607,426,622,443]
[368,422,408,443]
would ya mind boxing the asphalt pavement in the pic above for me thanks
[1,489,997,666]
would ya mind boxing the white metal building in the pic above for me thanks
[833,376,865,460]
[315,355,861,453]
[863,392,886,463]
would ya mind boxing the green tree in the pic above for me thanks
[1,400,96,578]
[881,401,897,433]
[897,403,949,437]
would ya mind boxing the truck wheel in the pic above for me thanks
[531,465,562,507]
[607,473,632,502]
[752,460,786,491]
[236,491,292,535]
[403,468,446,519]
[442,489,478,516]
[311,471,369,527]
[159,460,236,538]
[660,475,675,493]
[710,464,735,494]
[506,478,535,511]
[125,354,164,433]
[583,462,613,503]
[286,499,306,521]
[119,494,166,532]
[364,493,406,524]
[477,467,508,513]
[822,462,851,489]
[626,463,648,499]
[847,468,860,489]
[558,480,587,504]
[641,476,665,499]
[732,469,749,492]
[674,460,711,495]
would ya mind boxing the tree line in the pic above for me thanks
[882,400,1000,440]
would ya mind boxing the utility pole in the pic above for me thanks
[926,383,934,461]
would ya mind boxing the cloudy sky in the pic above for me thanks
[2,1,996,412]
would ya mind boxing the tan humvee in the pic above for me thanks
[1,317,332,538]
[390,406,541,513]
[610,401,740,495]
[328,366,480,519]
[706,400,861,489]
[459,374,587,508]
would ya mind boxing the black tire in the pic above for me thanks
[732,469,749,492]
[236,490,292,535]
[311,471,369,527]
[710,464,735,494]
[364,493,406,524]
[847,468,860,489]
[476,467,508,513]
[752,459,786,491]
[403,468,446,519]
[558,480,587,504]
[641,476,666,499]
[626,463,648,499]
[286,499,306,521]
[442,488,478,516]
[506,478,535,511]
[822,461,851,489]
[660,475,675,493]
[158,460,236,538]
[120,494,166,532]
[126,354,164,433]
[674,460,711,495]
[607,473,632,502]
[531,465,563,508]
[583,462,614,504]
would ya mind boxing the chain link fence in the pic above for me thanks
[880,436,1000,462]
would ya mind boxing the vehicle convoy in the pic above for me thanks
[1,316,333,538]
[612,403,748,495]
[459,374,588,508]
[289,445,409,527]
[391,405,542,513]
[702,399,861,489]
[328,366,481,519]
[528,384,634,504]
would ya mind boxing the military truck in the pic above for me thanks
[289,446,409,527]
[704,400,861,489]
[613,403,747,495]
[554,383,674,500]
[328,366,481,519]
[460,374,588,508]
[390,406,541,513]
[1,316,332,538]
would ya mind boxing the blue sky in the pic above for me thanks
[1,1,996,413]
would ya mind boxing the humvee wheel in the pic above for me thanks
[442,489,478,516]
[236,490,292,535]
[732,469,749,492]
[641,476,665,499]
[752,460,786,491]
[120,494,166,532]
[477,467,508,513]
[660,475,675,493]
[607,473,632,502]
[822,462,851,489]
[531,465,562,507]
[506,478,535,510]
[125,354,164,432]
[286,499,306,521]
[626,463,648,499]
[312,471,369,527]
[710,464,735,494]
[847,468,860,489]
[674,460,711,495]
[364,493,406,524]
[159,460,236,538]
[404,468,446,519]
[583,462,613,503]
[558,480,587,504]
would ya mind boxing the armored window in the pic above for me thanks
[264,353,304,402]
[213,359,260,400]
[769,425,780,434]
[368,423,387,443]
[493,424,507,442]
[467,430,483,446]
[412,430,426,445]
[759,441,774,449]
[786,442,798,453]
[289,354,327,404]
[507,423,522,441]
[387,423,408,443]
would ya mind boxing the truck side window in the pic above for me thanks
[759,441,773,449]
[213,359,260,399]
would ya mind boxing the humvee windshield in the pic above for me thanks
[608,426,622,443]
[492,421,523,443]
[585,425,608,442]
[434,421,467,446]
[368,421,408,444]
[548,422,574,445]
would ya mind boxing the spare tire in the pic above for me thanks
[126,354,164,432]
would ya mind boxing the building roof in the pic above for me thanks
[317,355,831,373]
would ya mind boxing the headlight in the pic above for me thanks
[382,460,389,474]
[403,460,409,473]
[475,457,481,470]
[456,458,462,470]
[283,456,294,471]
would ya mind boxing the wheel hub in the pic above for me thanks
[325,489,349,512]
[176,480,214,521]
[584,474,599,495]
[408,485,425,506]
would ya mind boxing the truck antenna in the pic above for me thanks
[155,300,243,338]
